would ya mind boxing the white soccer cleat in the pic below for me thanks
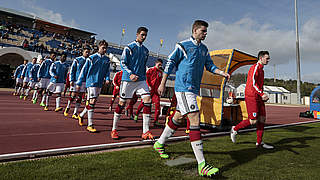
[230,126,237,143]
[256,142,274,149]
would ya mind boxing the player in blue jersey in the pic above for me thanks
[13,60,27,96]
[30,57,44,104]
[38,52,56,107]
[76,40,110,133]
[64,47,91,119]
[20,57,37,100]
[44,54,68,111]
[111,27,153,140]
[153,20,230,178]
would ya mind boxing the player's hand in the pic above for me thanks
[262,94,269,102]
[116,86,119,90]
[70,81,74,86]
[105,80,110,84]
[158,84,165,96]
[222,72,230,81]
[54,76,58,79]
[130,74,138,82]
[76,85,80,92]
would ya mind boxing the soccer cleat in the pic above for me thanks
[185,129,190,134]
[256,142,274,149]
[13,92,16,96]
[55,107,63,112]
[108,106,112,112]
[32,99,37,104]
[230,126,237,143]
[141,131,154,140]
[23,96,27,100]
[19,95,23,99]
[111,129,119,140]
[153,141,169,159]
[40,102,46,107]
[64,108,70,117]
[72,114,79,119]
[198,161,219,177]
[133,115,138,122]
[78,116,84,126]
[44,106,49,111]
[86,126,97,133]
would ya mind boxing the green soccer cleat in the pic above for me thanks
[198,161,219,177]
[133,115,138,122]
[19,95,23,99]
[40,102,46,107]
[32,99,37,104]
[153,141,169,159]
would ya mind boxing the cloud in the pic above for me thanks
[22,0,78,28]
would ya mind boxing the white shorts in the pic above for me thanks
[87,87,101,99]
[70,82,86,93]
[16,78,23,84]
[23,77,30,83]
[47,82,64,93]
[39,78,50,89]
[120,81,150,99]
[28,81,37,89]
[175,92,199,115]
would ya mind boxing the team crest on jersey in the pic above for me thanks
[253,112,257,117]
[122,93,125,97]
[190,104,195,110]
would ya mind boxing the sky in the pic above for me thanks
[1,0,320,83]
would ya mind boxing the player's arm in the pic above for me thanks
[21,65,27,78]
[146,68,152,88]
[252,67,268,100]
[49,63,58,79]
[104,61,110,84]
[120,47,138,81]
[69,59,77,85]
[76,58,90,86]
[204,51,230,80]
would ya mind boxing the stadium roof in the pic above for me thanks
[0,6,96,35]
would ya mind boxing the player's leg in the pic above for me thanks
[78,89,89,126]
[152,94,161,126]
[64,84,76,116]
[54,83,64,112]
[256,101,273,149]
[134,101,144,121]
[44,82,55,111]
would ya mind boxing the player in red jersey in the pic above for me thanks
[230,51,274,149]
[134,59,163,125]
[108,70,123,111]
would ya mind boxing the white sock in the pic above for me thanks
[41,94,46,104]
[158,125,175,145]
[142,113,151,133]
[45,95,49,106]
[87,109,94,126]
[112,112,121,131]
[80,107,87,117]
[25,88,30,96]
[56,97,61,108]
[66,99,71,109]
[73,103,80,115]
[17,87,22,94]
[191,140,205,164]
[32,90,37,100]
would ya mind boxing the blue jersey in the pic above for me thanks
[14,64,25,78]
[69,56,86,82]
[76,53,110,88]
[49,61,68,83]
[29,64,40,82]
[164,37,218,94]
[120,41,149,82]
[21,62,34,78]
[38,59,54,79]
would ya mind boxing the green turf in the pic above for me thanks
[1,123,320,180]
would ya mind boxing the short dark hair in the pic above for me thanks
[99,40,108,47]
[83,46,91,51]
[192,20,209,32]
[137,27,148,34]
[258,51,269,59]
[156,58,163,64]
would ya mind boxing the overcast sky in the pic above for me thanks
[2,0,320,83]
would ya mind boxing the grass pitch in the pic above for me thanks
[1,123,320,180]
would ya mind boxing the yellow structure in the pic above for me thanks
[197,49,257,127]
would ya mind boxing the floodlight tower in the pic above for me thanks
[295,0,301,104]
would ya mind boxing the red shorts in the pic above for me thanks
[245,96,266,120]
[113,87,120,97]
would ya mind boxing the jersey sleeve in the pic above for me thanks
[21,65,27,78]
[146,68,152,87]
[252,65,264,97]
[204,52,218,73]
[164,44,184,75]
[76,58,90,86]
[120,47,133,75]
[69,59,77,82]
[49,63,57,77]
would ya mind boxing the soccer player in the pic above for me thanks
[13,60,27,96]
[30,58,43,104]
[230,51,274,149]
[76,40,110,133]
[111,27,153,140]
[108,70,123,112]
[154,20,230,177]
[20,57,37,100]
[134,59,163,126]
[38,52,56,107]
[64,47,91,119]
[44,54,68,111]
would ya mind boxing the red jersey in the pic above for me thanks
[113,71,123,87]
[245,63,264,98]
[146,67,162,92]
